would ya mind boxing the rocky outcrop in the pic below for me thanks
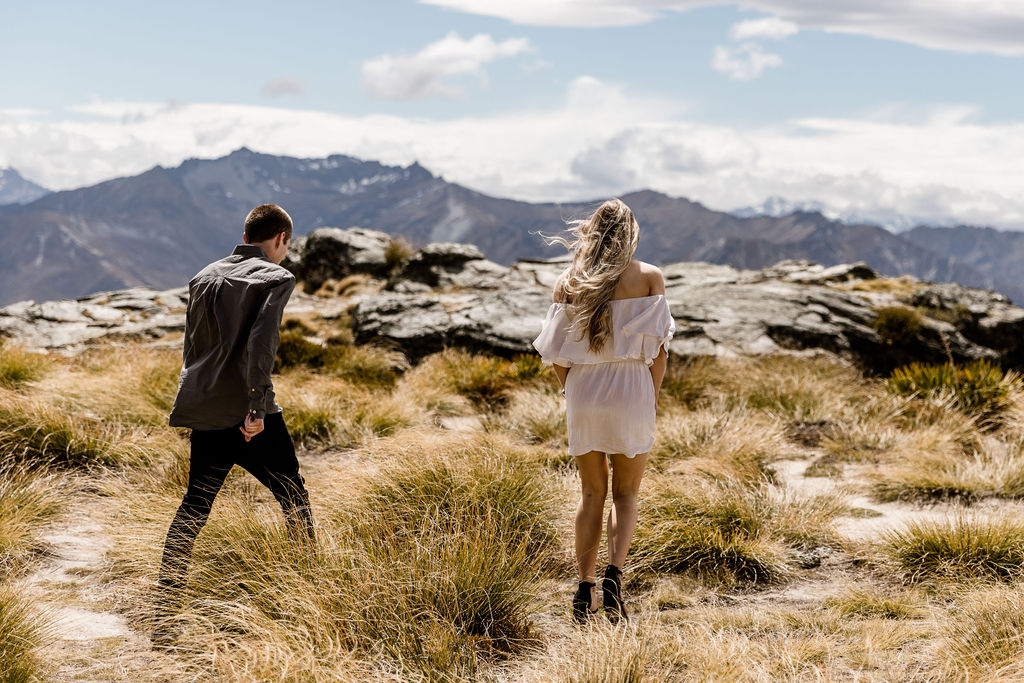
[388,242,509,293]
[0,287,350,352]
[0,288,189,350]
[5,229,1024,373]
[285,227,394,292]
[354,254,1024,372]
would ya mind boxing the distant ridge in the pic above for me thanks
[0,168,49,205]
[0,148,1018,306]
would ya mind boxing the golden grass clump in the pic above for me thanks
[940,586,1024,681]
[401,349,552,413]
[664,355,872,428]
[36,344,183,427]
[384,236,415,272]
[872,442,1024,503]
[652,405,790,481]
[865,410,1024,503]
[0,393,153,469]
[442,350,517,408]
[631,476,847,585]
[121,433,562,679]
[0,586,52,683]
[881,513,1024,583]
[0,463,61,576]
[823,584,927,620]
[483,388,566,448]
[0,342,49,390]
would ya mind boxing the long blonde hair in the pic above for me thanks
[547,198,639,352]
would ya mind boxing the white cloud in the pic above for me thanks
[421,0,662,27]
[711,43,782,80]
[260,77,306,98]
[362,32,532,100]
[419,0,1024,56]
[729,16,798,40]
[2,84,1024,231]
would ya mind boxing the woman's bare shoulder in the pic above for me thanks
[634,260,665,295]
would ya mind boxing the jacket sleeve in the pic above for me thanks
[246,275,295,420]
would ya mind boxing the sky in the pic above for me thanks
[1,0,1023,230]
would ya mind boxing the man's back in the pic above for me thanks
[169,244,295,430]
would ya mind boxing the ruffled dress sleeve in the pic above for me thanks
[532,304,577,367]
[616,295,675,366]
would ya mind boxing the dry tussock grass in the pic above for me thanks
[0,459,58,680]
[939,584,1024,681]
[105,430,564,680]
[14,336,1024,680]
[652,403,793,481]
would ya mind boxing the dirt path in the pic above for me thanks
[26,486,173,682]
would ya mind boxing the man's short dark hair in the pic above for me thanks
[244,204,293,242]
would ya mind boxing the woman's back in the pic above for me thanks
[556,259,665,303]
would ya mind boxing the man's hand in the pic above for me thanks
[240,414,264,442]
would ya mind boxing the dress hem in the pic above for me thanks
[567,441,654,458]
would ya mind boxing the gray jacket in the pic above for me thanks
[169,244,295,430]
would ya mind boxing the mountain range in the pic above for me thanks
[0,148,1020,306]
[0,168,49,206]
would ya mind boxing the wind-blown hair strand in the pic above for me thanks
[543,198,639,352]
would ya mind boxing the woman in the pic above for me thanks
[533,198,674,623]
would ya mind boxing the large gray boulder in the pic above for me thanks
[388,242,509,293]
[287,227,393,292]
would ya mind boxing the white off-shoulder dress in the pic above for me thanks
[532,295,675,458]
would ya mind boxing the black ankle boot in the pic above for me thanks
[603,564,628,622]
[572,580,597,623]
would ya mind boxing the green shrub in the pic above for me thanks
[0,587,51,683]
[0,343,47,390]
[508,353,545,383]
[275,332,398,388]
[882,514,1024,582]
[872,306,923,346]
[442,351,516,408]
[887,360,1014,421]
[917,303,973,327]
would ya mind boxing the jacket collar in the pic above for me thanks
[231,244,269,260]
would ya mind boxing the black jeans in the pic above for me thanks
[158,411,314,588]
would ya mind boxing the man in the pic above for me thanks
[158,203,315,597]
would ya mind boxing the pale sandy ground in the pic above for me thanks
[26,487,176,681]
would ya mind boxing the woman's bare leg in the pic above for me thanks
[606,452,648,569]
[575,451,609,605]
